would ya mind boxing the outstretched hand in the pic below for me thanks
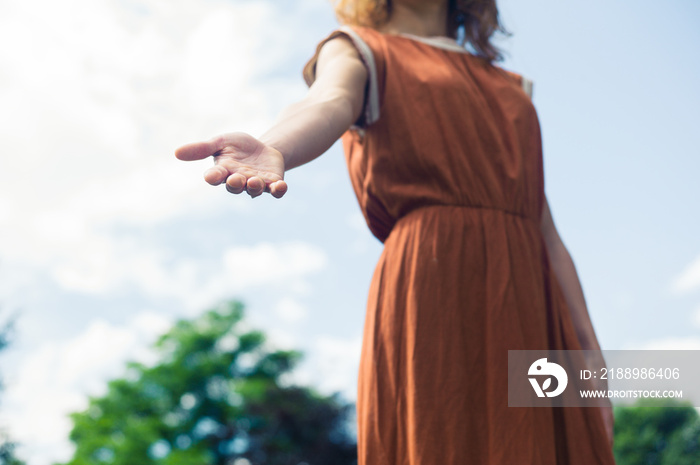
[175,132,288,198]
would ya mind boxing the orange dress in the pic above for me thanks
[304,26,615,465]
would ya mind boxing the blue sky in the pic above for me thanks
[0,0,698,463]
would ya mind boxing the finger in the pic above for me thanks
[175,136,226,161]
[269,180,288,199]
[204,165,229,185]
[225,173,246,194]
[246,177,265,198]
[246,176,265,198]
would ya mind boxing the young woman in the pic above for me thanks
[176,0,615,463]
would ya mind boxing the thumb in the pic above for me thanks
[174,136,225,161]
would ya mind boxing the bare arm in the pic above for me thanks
[539,196,601,351]
[540,196,614,444]
[259,37,368,170]
[175,36,368,197]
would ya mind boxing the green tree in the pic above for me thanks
[59,301,356,465]
[614,398,700,465]
[0,436,24,465]
[0,320,25,465]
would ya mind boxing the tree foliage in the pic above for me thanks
[59,301,356,465]
[0,320,24,465]
[0,439,24,465]
[614,398,700,465]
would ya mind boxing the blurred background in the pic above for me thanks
[0,0,698,463]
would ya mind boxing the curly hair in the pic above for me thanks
[333,0,510,62]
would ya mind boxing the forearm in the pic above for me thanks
[258,36,366,171]
[259,92,356,171]
[545,238,602,351]
[174,35,365,199]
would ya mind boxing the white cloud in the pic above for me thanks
[44,239,328,310]
[0,0,303,301]
[670,254,700,294]
[313,335,362,400]
[171,241,329,313]
[274,297,309,323]
[1,311,172,465]
[275,333,362,402]
[264,326,302,353]
[222,241,327,291]
[0,0,333,304]
[178,5,270,119]
[0,0,341,463]
[43,235,196,297]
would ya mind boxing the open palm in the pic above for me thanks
[175,132,288,198]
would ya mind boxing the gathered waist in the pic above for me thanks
[380,202,544,250]
[398,203,538,223]
[367,202,540,244]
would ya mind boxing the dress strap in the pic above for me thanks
[521,76,534,98]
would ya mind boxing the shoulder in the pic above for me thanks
[493,67,534,99]
[508,70,534,98]
[314,35,368,93]
[316,32,363,67]
[303,26,381,89]
[303,27,374,87]
[521,75,534,98]
[319,25,383,64]
[302,26,384,127]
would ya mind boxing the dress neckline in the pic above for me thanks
[393,33,471,55]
